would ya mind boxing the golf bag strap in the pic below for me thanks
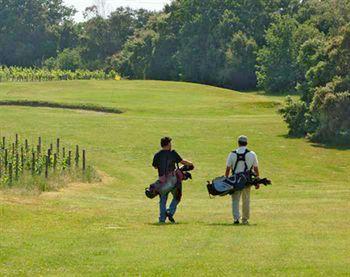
[232,149,250,174]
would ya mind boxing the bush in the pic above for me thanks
[279,96,309,137]
[310,81,350,143]
[43,49,82,71]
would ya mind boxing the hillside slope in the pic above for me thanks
[0,80,349,275]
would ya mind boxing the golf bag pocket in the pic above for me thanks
[207,176,234,196]
[158,175,178,195]
[232,172,250,190]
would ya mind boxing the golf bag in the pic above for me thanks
[145,164,194,199]
[207,148,271,197]
[206,172,271,197]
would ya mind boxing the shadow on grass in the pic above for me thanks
[147,222,189,226]
[310,143,350,151]
[207,223,257,227]
[0,100,123,114]
[147,222,257,227]
[237,88,301,97]
[277,134,350,151]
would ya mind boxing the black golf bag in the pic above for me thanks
[206,172,271,197]
[206,148,271,197]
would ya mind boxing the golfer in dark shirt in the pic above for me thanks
[152,137,193,223]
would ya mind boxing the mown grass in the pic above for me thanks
[0,80,349,276]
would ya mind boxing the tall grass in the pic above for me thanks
[0,134,99,192]
[0,66,119,82]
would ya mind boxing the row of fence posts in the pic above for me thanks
[0,134,87,186]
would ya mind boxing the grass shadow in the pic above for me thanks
[206,223,257,227]
[147,222,189,226]
[277,134,350,151]
[0,100,123,114]
[310,143,350,151]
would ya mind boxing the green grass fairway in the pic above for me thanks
[0,80,349,276]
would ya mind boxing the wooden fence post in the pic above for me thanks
[47,149,51,166]
[21,147,24,169]
[31,151,35,175]
[68,151,71,167]
[8,163,12,185]
[15,153,19,180]
[4,149,8,169]
[56,138,60,157]
[53,153,57,171]
[38,137,41,153]
[75,145,79,167]
[82,150,86,172]
[25,139,28,152]
[15,134,18,149]
[45,155,48,178]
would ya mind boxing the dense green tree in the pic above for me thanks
[296,0,350,35]
[220,32,258,89]
[0,0,75,66]
[80,7,154,70]
[256,15,299,93]
[309,25,350,142]
[280,24,350,143]
[112,29,158,79]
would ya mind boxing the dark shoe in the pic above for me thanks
[166,211,176,223]
[242,220,249,225]
[234,220,240,225]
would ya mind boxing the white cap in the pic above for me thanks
[238,135,248,143]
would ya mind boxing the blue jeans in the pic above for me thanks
[159,186,182,223]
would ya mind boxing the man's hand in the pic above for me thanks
[181,159,194,169]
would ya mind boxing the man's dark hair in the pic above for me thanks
[161,137,172,147]
[238,141,248,147]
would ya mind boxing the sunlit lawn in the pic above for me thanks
[0,80,349,275]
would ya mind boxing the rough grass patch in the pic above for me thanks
[0,166,100,194]
[0,100,123,114]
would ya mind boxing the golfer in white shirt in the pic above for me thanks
[225,135,259,225]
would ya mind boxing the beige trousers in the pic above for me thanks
[231,186,251,223]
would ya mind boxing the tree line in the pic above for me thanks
[0,0,349,144]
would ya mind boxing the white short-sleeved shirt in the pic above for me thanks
[226,146,258,174]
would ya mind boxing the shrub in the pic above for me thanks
[310,81,350,143]
[279,96,309,137]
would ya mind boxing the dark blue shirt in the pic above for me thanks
[152,150,182,176]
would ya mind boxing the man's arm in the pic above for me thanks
[253,166,260,177]
[252,152,259,177]
[225,153,233,177]
[152,154,158,170]
[180,159,194,167]
[225,167,231,177]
